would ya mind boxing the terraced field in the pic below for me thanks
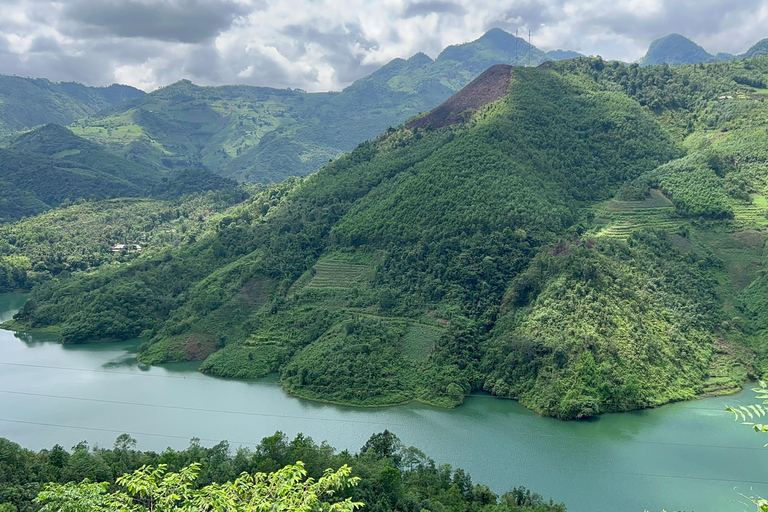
[304,256,372,289]
[732,194,768,230]
[591,189,683,239]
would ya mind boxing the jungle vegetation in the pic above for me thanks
[0,431,565,512]
[4,53,768,419]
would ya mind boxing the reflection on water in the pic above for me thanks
[2,292,768,512]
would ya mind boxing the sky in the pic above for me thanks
[0,0,766,92]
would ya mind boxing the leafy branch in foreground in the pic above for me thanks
[35,461,362,512]
[726,381,768,432]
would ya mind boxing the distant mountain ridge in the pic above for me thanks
[63,28,554,184]
[0,75,143,136]
[641,33,768,66]
[640,33,715,66]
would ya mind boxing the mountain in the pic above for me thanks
[8,52,768,420]
[715,52,735,62]
[66,28,551,184]
[0,124,240,222]
[740,38,768,59]
[8,64,695,418]
[547,49,584,60]
[0,125,164,221]
[640,33,715,66]
[0,75,143,136]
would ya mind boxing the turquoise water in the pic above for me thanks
[1,293,767,511]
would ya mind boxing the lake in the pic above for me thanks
[1,292,767,511]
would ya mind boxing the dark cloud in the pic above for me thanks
[62,0,251,43]
[28,36,61,53]
[403,1,466,18]
[280,23,381,84]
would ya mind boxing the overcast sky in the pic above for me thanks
[1,0,766,92]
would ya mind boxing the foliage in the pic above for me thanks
[35,462,362,512]
[0,432,566,512]
[0,190,247,294]
[0,75,142,137]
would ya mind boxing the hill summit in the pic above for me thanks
[641,33,715,66]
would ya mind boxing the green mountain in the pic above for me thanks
[547,49,584,60]
[0,75,143,137]
[640,33,715,66]
[67,29,550,184]
[0,124,240,222]
[0,125,164,222]
[741,38,768,59]
[7,54,768,420]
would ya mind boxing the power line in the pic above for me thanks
[0,389,405,427]
[2,416,768,487]
[0,360,754,411]
[0,388,761,452]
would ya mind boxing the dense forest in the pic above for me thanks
[3,50,768,419]
[0,431,565,512]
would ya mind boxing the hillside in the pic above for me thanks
[65,28,551,184]
[0,124,244,222]
[640,33,715,66]
[0,75,143,136]
[741,38,768,59]
[7,64,689,417]
[6,54,768,419]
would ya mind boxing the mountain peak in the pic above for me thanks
[406,64,511,130]
[741,38,768,59]
[641,33,715,66]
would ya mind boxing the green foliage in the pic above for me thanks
[1,432,566,512]
[0,191,246,294]
[644,152,734,218]
[0,75,142,137]
[483,231,722,418]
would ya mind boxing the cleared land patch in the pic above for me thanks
[402,324,443,361]
[591,189,682,239]
[305,257,372,289]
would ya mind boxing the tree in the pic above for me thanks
[35,461,362,512]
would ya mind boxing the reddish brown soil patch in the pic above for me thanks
[182,334,219,361]
[240,278,271,309]
[407,64,512,130]
[730,230,767,250]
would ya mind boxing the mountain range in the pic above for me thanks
[6,53,768,420]
[1,29,767,190]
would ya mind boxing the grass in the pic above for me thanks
[590,189,684,239]
[731,194,768,230]
[304,256,373,290]
[401,324,443,361]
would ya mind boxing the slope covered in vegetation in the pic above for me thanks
[0,75,142,137]
[64,29,550,184]
[8,65,693,417]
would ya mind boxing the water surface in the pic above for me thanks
[1,293,766,512]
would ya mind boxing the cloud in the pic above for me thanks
[62,0,251,43]
[0,0,766,92]
[403,1,467,18]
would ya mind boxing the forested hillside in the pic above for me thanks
[0,75,142,136]
[64,29,549,184]
[5,53,768,419]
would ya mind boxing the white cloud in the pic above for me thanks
[0,0,765,91]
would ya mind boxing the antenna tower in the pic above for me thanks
[528,30,531,66]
